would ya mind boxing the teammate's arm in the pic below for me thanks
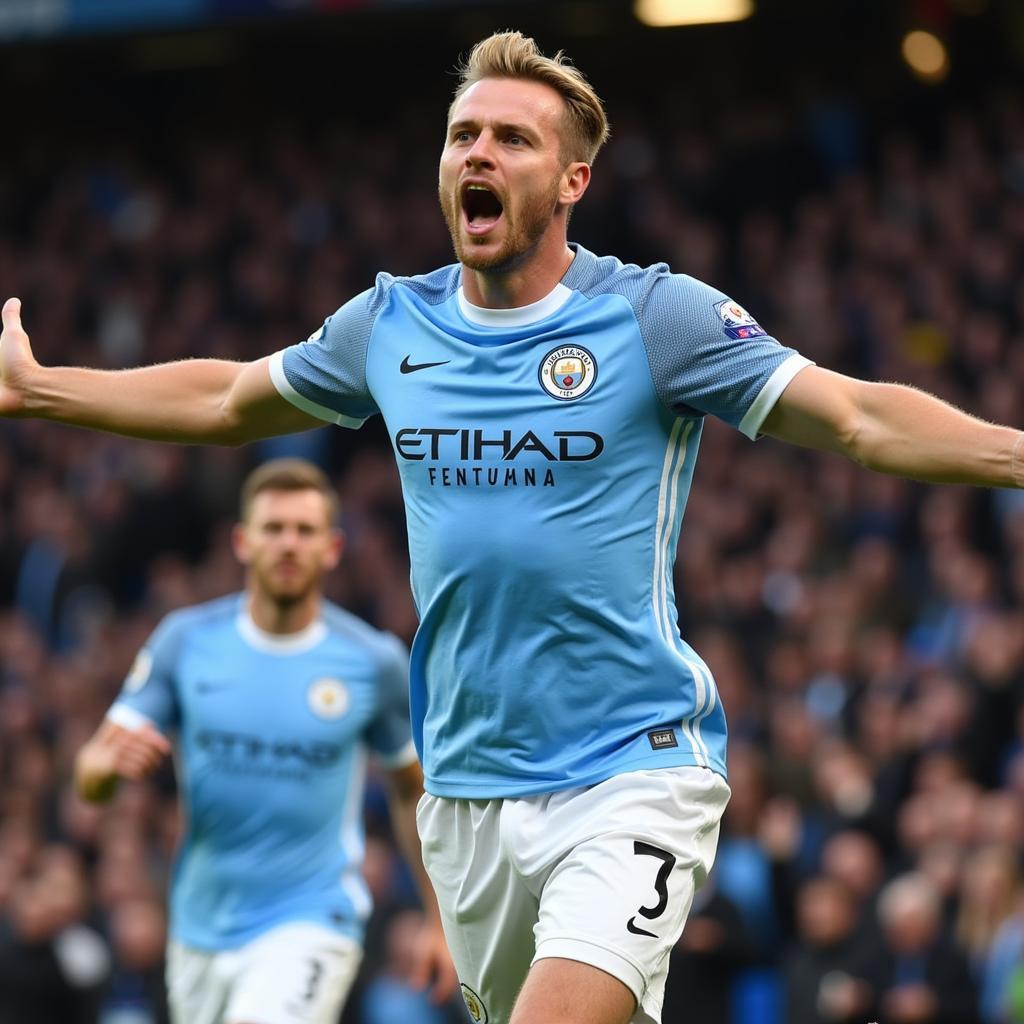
[0,298,319,443]
[761,364,1024,488]
[74,719,172,803]
[384,760,459,1003]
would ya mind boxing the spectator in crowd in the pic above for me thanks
[0,850,110,1024]
[868,873,979,1024]
[784,875,874,1024]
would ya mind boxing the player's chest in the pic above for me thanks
[175,645,378,744]
[366,311,662,467]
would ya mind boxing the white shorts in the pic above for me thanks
[166,922,363,1024]
[417,765,730,1024]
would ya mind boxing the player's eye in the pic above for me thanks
[506,135,525,146]
[452,130,473,144]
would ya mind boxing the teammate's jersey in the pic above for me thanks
[108,593,413,951]
[272,244,811,798]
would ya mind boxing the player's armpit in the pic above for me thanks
[219,356,324,445]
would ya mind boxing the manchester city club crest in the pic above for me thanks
[538,344,598,401]
[307,677,350,720]
[460,984,488,1023]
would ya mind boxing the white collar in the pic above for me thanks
[457,282,572,327]
[236,608,327,654]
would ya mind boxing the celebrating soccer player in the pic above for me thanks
[6,29,1024,1024]
[74,459,456,1024]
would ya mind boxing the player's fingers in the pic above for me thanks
[136,724,172,754]
[117,745,162,776]
[1,297,22,334]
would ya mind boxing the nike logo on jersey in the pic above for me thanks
[400,356,451,374]
[626,916,658,938]
[196,681,232,695]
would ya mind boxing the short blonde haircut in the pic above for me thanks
[240,458,339,525]
[450,30,610,165]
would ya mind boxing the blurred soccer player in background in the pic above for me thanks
[73,459,455,1024]
[3,28,1024,1024]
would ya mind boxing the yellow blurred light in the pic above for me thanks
[634,0,754,28]
[901,30,950,82]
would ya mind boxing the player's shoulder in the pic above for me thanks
[319,600,408,666]
[565,244,723,310]
[385,262,461,308]
[143,594,240,660]
[154,593,240,640]
[323,263,461,329]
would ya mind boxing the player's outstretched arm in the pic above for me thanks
[74,719,172,803]
[761,364,1024,488]
[0,297,320,444]
[385,760,460,1004]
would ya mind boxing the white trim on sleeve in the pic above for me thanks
[107,704,159,732]
[738,354,814,440]
[375,738,419,771]
[268,350,368,429]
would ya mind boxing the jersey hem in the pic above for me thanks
[169,913,364,953]
[423,750,727,799]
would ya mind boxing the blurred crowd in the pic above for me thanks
[1,41,1024,1024]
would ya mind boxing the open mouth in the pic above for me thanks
[461,184,504,235]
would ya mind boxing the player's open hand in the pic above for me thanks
[0,297,39,416]
[90,719,173,781]
[411,917,460,1005]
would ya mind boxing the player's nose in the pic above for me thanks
[464,131,496,168]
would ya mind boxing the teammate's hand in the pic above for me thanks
[0,297,39,417]
[85,720,173,781]
[411,917,459,1005]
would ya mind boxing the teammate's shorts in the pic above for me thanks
[166,921,363,1024]
[417,765,731,1024]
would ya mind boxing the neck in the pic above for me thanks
[461,236,574,309]
[246,588,320,635]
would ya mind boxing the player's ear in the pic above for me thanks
[231,522,251,565]
[560,162,590,206]
[323,528,345,571]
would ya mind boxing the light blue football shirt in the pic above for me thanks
[108,593,414,951]
[271,245,811,798]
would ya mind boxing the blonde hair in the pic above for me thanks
[450,31,610,165]
[240,458,338,524]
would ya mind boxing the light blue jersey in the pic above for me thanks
[108,593,413,951]
[271,245,811,798]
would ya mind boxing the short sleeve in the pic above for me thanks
[270,275,395,428]
[363,635,416,769]
[107,615,183,735]
[638,274,812,439]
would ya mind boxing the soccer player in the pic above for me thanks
[73,459,455,1024]
[3,29,1024,1024]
